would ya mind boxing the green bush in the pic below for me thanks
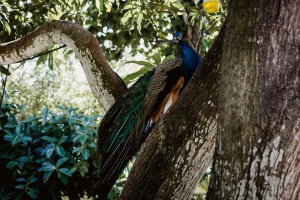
[0,102,100,199]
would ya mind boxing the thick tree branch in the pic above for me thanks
[0,20,126,110]
[120,25,224,199]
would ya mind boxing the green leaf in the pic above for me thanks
[82,148,90,160]
[29,176,38,184]
[17,156,30,163]
[95,0,100,9]
[0,66,11,75]
[3,22,11,34]
[27,188,38,198]
[172,2,184,10]
[41,107,49,117]
[15,123,24,134]
[55,146,65,157]
[198,178,209,193]
[96,0,104,11]
[58,135,68,144]
[3,89,10,101]
[7,161,18,169]
[123,65,154,84]
[162,55,176,62]
[153,53,161,65]
[57,171,69,185]
[56,157,68,167]
[36,54,48,67]
[20,136,32,145]
[39,162,55,172]
[42,125,54,132]
[54,114,65,122]
[46,147,54,159]
[42,136,57,144]
[4,123,14,128]
[15,184,26,189]
[80,165,88,177]
[72,146,81,154]
[48,52,53,70]
[16,178,26,182]
[12,135,20,146]
[24,115,40,123]
[123,3,134,10]
[88,142,96,148]
[58,168,72,177]
[43,169,54,183]
[82,160,90,168]
[125,60,154,67]
[120,10,133,24]
[79,135,88,145]
[70,167,78,174]
[137,12,143,34]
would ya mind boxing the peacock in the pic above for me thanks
[92,30,201,199]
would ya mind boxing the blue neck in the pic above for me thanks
[179,40,201,80]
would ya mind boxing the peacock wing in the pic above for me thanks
[144,58,183,125]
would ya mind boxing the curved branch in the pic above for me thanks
[0,20,127,110]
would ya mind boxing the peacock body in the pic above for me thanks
[93,30,201,199]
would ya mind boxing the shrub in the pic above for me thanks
[0,102,100,199]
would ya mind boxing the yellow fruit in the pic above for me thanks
[203,0,219,13]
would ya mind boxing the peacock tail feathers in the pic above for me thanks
[96,70,153,170]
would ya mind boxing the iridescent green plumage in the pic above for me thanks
[94,70,154,198]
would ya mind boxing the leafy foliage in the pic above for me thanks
[0,101,100,199]
[1,0,228,114]
[4,52,104,119]
[1,0,227,63]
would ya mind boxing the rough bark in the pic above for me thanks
[207,0,300,199]
[0,20,126,110]
[119,26,224,200]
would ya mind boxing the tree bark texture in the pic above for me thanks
[119,26,224,200]
[0,20,126,110]
[208,0,300,199]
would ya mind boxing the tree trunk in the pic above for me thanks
[207,0,300,199]
[119,26,224,200]
[0,20,126,110]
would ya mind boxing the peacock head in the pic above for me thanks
[172,30,183,41]
[171,28,195,50]
[171,28,185,44]
[171,28,201,79]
